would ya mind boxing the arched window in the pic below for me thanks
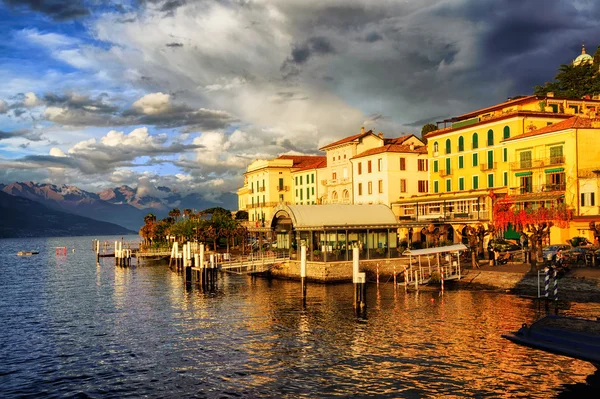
[332,191,338,202]
[487,129,494,146]
[472,133,478,149]
[458,136,464,152]
[433,142,439,153]
[342,189,349,202]
[503,126,510,139]
[445,139,451,154]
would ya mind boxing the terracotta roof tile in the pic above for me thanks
[276,155,327,170]
[319,130,374,150]
[352,144,428,159]
[383,134,412,145]
[293,157,327,172]
[502,116,600,142]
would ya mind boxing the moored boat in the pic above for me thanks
[17,251,39,256]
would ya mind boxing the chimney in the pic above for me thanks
[410,144,415,150]
[361,126,365,134]
[378,132,383,138]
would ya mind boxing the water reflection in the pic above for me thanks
[1,235,600,398]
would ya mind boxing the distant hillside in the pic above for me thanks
[2,182,146,231]
[0,191,135,238]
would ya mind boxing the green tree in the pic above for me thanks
[534,62,600,98]
[235,210,249,220]
[421,123,437,143]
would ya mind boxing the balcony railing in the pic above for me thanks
[248,189,254,194]
[509,184,566,195]
[510,157,565,171]
[439,168,452,177]
[413,211,490,222]
[277,185,290,192]
[480,162,497,171]
[257,187,265,192]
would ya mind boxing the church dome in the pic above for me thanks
[574,44,593,66]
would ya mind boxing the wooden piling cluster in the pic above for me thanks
[113,241,133,267]
[169,242,218,289]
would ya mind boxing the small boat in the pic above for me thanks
[17,251,40,256]
[502,315,600,368]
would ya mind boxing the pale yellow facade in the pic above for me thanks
[352,138,428,206]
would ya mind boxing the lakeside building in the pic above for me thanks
[394,94,600,245]
[236,155,326,230]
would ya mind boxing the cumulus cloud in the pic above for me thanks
[0,100,8,114]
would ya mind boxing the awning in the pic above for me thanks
[515,171,532,177]
[404,243,468,256]
[545,167,564,174]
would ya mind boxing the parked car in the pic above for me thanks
[488,238,521,252]
[559,246,590,264]
[542,244,571,264]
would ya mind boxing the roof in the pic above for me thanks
[383,134,412,145]
[293,157,327,172]
[276,155,327,169]
[273,204,398,230]
[319,130,375,151]
[352,144,428,160]
[404,243,468,256]
[502,116,600,142]
[426,110,570,139]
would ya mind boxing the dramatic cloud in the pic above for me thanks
[0,129,43,142]
[3,0,89,21]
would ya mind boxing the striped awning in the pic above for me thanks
[545,167,564,174]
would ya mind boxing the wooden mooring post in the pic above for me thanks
[352,245,366,316]
[300,242,307,306]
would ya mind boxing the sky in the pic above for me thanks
[1,0,600,202]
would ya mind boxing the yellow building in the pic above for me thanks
[291,157,327,205]
[503,115,600,243]
[237,155,326,229]
[395,95,600,244]
[351,135,428,206]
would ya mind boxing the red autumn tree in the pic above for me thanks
[492,196,573,271]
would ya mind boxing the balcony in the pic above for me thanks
[257,187,265,192]
[322,178,350,186]
[439,169,452,177]
[248,189,254,194]
[509,184,566,195]
[480,162,497,171]
[510,157,565,171]
[277,185,290,192]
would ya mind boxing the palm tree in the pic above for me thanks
[183,208,192,219]
[168,208,181,221]
[144,213,157,225]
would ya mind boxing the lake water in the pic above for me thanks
[1,235,599,398]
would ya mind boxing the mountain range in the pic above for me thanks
[0,191,134,238]
[0,182,237,232]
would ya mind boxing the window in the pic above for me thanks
[344,154,346,159]
[549,146,564,164]
[546,172,565,190]
[519,151,532,169]
[332,171,337,180]
[263,195,265,205]
[458,136,464,152]
[300,188,303,200]
[581,193,596,207]
[434,181,439,193]
[503,126,510,139]
[458,156,464,169]
[400,158,406,170]
[418,180,428,193]
[472,153,478,167]
[445,139,451,154]
[459,177,464,191]
[433,160,439,173]
[520,176,532,193]
[503,171,508,187]
[487,150,494,169]
[488,174,494,188]
[418,159,428,171]
[311,174,314,183]
[503,148,508,162]
[445,158,451,174]
[446,179,451,192]
[306,188,310,199]
[358,162,362,175]
[472,133,478,149]
[379,180,384,193]
[368,181,373,194]
[358,183,363,196]
[433,142,439,153]
[487,129,494,146]
[312,187,314,195]
[279,178,284,190]
[368,160,372,173]
[295,177,298,185]
[378,158,383,171]
[299,176,303,185]
[400,179,406,193]
[473,175,479,189]
[279,194,284,202]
